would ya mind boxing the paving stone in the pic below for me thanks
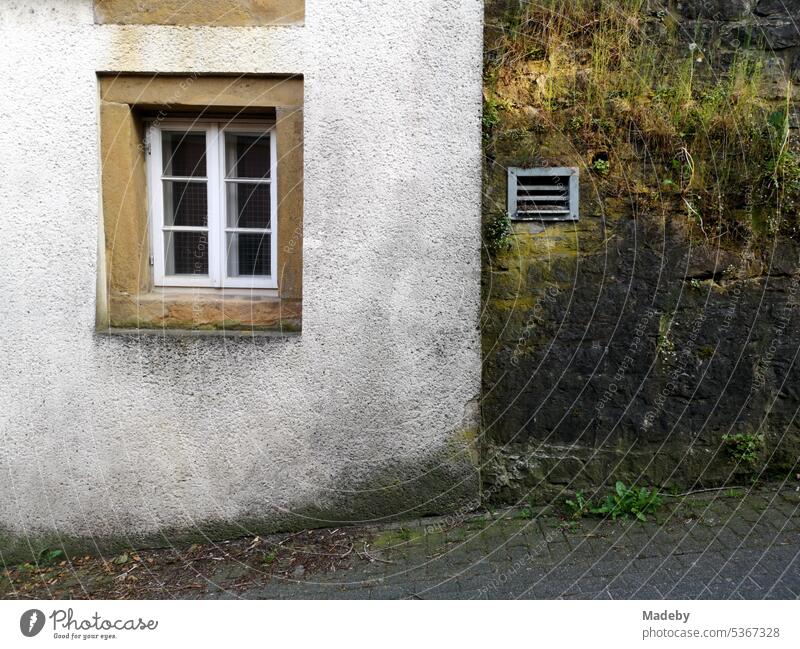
[779,490,800,506]
[762,583,800,599]
[544,540,573,561]
[612,584,665,600]
[195,486,800,600]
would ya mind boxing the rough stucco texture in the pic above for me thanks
[0,0,483,561]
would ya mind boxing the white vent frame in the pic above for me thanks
[507,167,579,222]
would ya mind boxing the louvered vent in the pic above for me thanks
[508,167,579,222]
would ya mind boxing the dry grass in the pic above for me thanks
[484,0,800,240]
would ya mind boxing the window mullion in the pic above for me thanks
[218,124,228,287]
[270,124,278,282]
[206,123,222,288]
[149,124,167,286]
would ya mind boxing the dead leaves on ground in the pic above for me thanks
[1,528,363,600]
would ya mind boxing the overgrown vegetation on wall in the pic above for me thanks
[481,0,800,503]
[484,0,800,245]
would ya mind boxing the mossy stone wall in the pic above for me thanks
[482,0,800,503]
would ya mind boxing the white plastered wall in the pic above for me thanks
[0,0,483,558]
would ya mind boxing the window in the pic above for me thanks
[507,167,579,222]
[147,120,277,289]
[98,73,303,332]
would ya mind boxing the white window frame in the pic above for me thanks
[146,119,278,289]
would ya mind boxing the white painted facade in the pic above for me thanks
[0,0,482,559]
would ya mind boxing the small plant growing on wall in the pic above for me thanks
[484,211,512,258]
[657,314,676,363]
[590,158,610,175]
[722,433,764,466]
[590,153,610,176]
[482,95,507,142]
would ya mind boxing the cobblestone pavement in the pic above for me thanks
[222,486,800,600]
[3,486,799,600]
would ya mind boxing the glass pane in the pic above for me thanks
[226,232,271,277]
[163,180,207,227]
[165,231,208,275]
[226,182,270,229]
[225,133,270,179]
[162,131,206,177]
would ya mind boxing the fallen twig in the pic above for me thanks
[360,542,395,565]
[661,486,749,498]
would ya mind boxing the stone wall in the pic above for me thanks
[672,0,800,94]
[482,0,800,503]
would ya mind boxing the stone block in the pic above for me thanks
[676,0,752,21]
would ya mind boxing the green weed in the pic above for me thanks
[565,482,663,522]
[565,490,591,519]
[516,506,533,520]
[484,211,513,257]
[592,482,663,521]
[722,433,763,465]
[591,158,611,175]
[38,548,65,566]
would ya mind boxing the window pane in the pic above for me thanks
[163,180,207,227]
[162,131,206,177]
[226,232,271,277]
[226,182,271,229]
[225,133,270,179]
[165,231,208,275]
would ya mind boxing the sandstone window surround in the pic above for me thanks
[93,0,304,26]
[96,73,303,333]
